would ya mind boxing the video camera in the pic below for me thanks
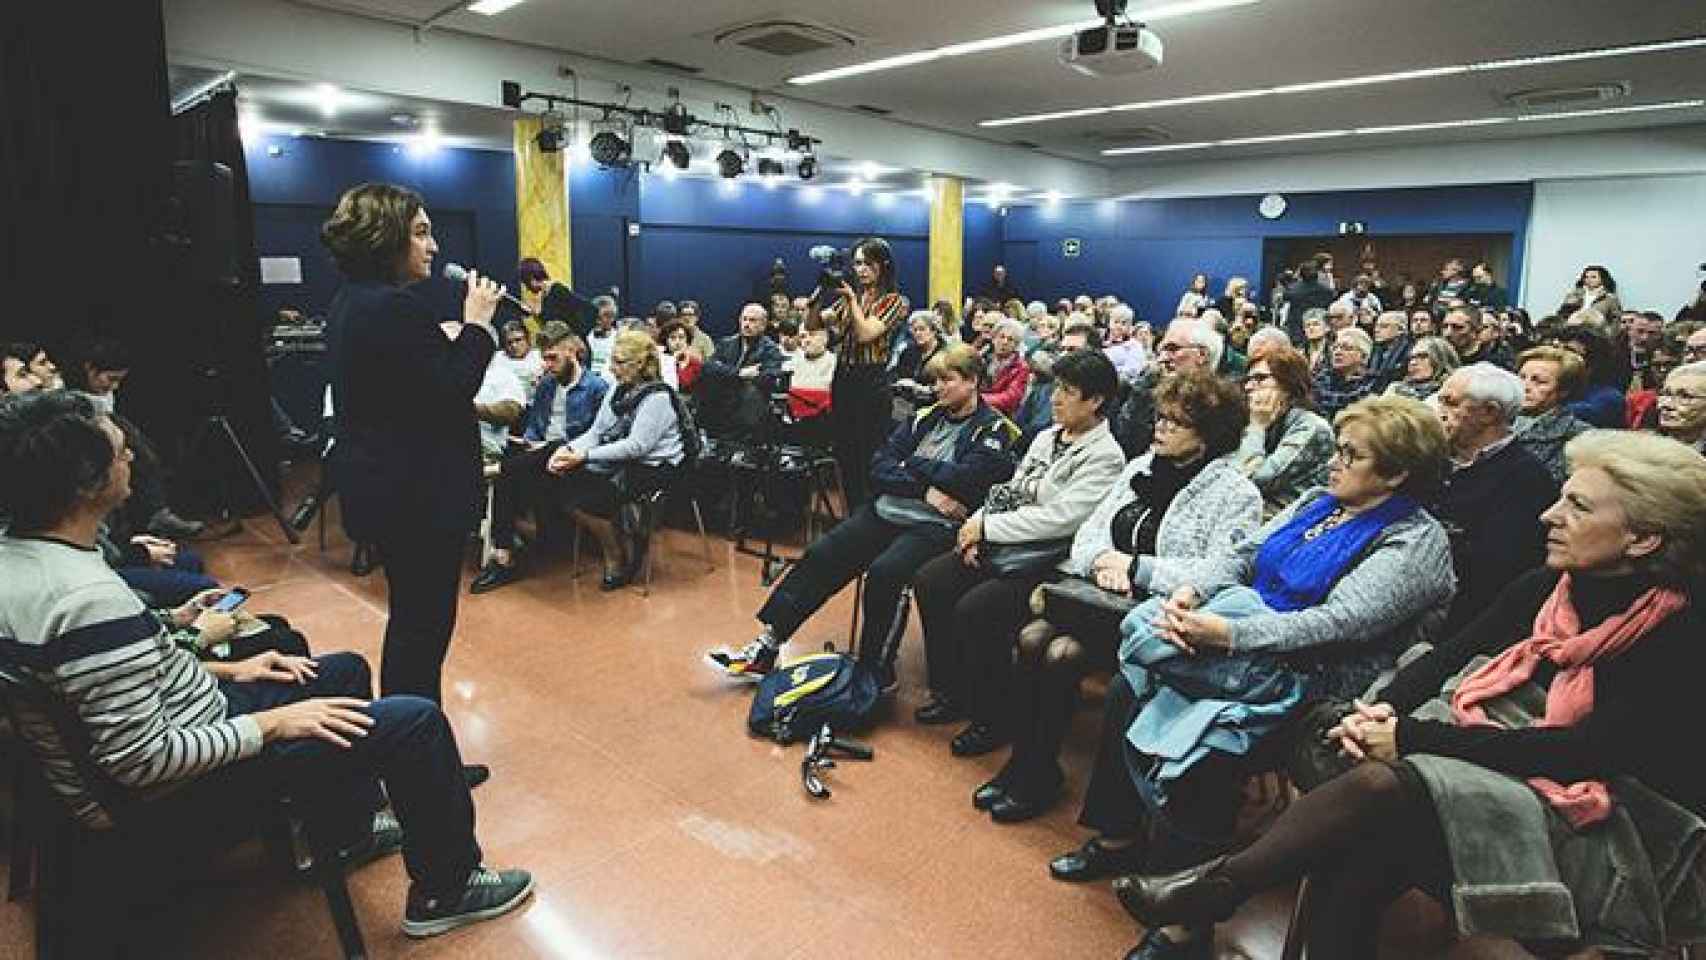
[808,245,851,291]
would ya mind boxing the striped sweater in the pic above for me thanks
[0,537,261,827]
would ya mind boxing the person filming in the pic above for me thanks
[807,238,909,509]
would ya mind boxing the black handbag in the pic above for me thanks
[1285,698,1358,792]
[1029,577,1139,639]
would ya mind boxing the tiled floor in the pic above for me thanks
[0,471,1528,958]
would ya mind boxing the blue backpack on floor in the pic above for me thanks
[747,652,881,744]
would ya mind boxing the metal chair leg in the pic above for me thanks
[1280,874,1313,960]
[315,859,368,960]
[691,498,715,572]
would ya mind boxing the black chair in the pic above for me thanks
[575,462,717,596]
[0,656,369,959]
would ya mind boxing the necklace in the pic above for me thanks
[1302,507,1351,541]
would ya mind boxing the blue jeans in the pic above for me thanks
[115,548,218,606]
[219,652,481,897]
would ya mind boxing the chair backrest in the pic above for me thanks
[0,655,131,825]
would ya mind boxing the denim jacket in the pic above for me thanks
[521,370,609,443]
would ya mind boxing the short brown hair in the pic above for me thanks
[1517,345,1586,399]
[320,183,423,282]
[1334,395,1450,500]
[924,342,985,385]
[1154,369,1248,460]
[1252,345,1317,411]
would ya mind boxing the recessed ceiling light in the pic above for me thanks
[1043,191,1065,204]
[1100,99,1706,156]
[786,0,1258,85]
[315,83,343,117]
[466,0,527,14]
[985,34,1706,128]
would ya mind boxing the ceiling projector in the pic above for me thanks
[1060,22,1164,77]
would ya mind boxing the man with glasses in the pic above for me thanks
[472,323,609,593]
[1366,311,1413,390]
[1109,318,1222,458]
[1656,361,1706,454]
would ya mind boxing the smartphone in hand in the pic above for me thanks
[211,587,250,613]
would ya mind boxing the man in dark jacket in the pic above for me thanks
[1281,262,1336,344]
[1433,363,1559,634]
[697,303,785,437]
[982,264,1020,305]
[707,343,1019,689]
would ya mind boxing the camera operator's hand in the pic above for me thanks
[462,268,505,329]
[739,365,760,380]
[926,487,968,522]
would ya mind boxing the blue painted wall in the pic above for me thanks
[243,135,517,323]
[1004,184,1534,327]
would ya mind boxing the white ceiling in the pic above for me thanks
[273,0,1706,165]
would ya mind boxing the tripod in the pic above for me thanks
[183,412,299,544]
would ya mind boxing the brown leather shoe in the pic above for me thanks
[1112,854,1242,928]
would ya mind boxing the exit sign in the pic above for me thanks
[1062,238,1082,258]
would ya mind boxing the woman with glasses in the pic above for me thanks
[1385,335,1459,405]
[1237,346,1335,518]
[1656,361,1706,454]
[807,238,910,509]
[974,371,1262,824]
[494,320,545,395]
[1048,396,1454,960]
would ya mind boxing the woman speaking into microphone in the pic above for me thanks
[808,238,910,509]
[321,183,502,728]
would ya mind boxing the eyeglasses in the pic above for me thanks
[1658,388,1706,404]
[1154,414,1196,434]
[1243,372,1274,385]
[1685,346,1706,361]
[1157,342,1201,356]
[1330,442,1367,466]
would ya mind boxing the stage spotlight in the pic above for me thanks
[797,155,817,180]
[662,139,690,169]
[716,148,745,178]
[589,130,632,168]
[756,157,786,178]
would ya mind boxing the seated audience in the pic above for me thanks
[494,320,545,396]
[1113,430,1706,960]
[891,310,946,421]
[678,299,716,363]
[1244,326,1291,365]
[784,326,836,392]
[1366,310,1413,389]
[1282,263,1337,344]
[1385,335,1459,404]
[1463,261,1509,310]
[0,391,534,937]
[471,342,527,461]
[1512,345,1592,482]
[1313,327,1379,419]
[981,318,1031,416]
[1441,305,1514,370]
[1552,325,1628,428]
[696,303,784,436]
[471,324,608,593]
[1048,396,1454,959]
[1112,319,1222,459]
[2,343,44,394]
[1333,274,1382,318]
[1298,309,1330,374]
[1409,308,1437,338]
[977,371,1261,823]
[1656,360,1706,454]
[912,351,1126,754]
[1214,277,1252,321]
[1433,363,1558,634]
[706,345,1019,687]
[1237,346,1334,518]
[1103,304,1149,382]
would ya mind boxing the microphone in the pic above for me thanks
[443,262,531,313]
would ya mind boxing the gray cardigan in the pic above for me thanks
[1235,407,1335,518]
[1513,406,1591,484]
[977,420,1126,545]
[1065,452,1262,584]
[1168,487,1456,660]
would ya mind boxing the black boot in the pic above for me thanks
[1113,854,1242,928]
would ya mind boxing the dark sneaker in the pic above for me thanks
[149,507,206,540]
[469,560,521,594]
[706,637,778,682]
[340,809,403,869]
[402,866,535,939]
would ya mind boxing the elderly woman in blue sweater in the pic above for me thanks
[1048,395,1456,960]
[974,370,1263,824]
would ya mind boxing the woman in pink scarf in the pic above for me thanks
[1103,430,1706,960]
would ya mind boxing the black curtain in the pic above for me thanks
[0,1,279,508]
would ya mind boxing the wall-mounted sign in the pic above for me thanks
[1062,238,1082,258]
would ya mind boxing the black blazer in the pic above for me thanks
[325,280,495,541]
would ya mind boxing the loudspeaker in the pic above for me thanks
[170,159,239,284]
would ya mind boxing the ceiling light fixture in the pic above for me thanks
[985,34,1706,128]
[315,83,343,117]
[466,0,528,14]
[757,157,787,178]
[661,139,690,169]
[1100,99,1706,155]
[787,0,1258,85]
[589,129,632,167]
[797,155,817,180]
[716,148,746,178]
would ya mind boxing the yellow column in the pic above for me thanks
[928,175,964,313]
[513,116,571,335]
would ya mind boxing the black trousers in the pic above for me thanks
[489,442,562,550]
[756,504,954,663]
[912,550,1050,723]
[830,364,889,511]
[374,525,466,704]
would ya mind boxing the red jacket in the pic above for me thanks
[981,354,1031,416]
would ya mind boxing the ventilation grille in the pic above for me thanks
[853,104,893,116]
[1503,82,1630,109]
[642,57,703,74]
[1081,125,1171,146]
[715,21,855,56]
